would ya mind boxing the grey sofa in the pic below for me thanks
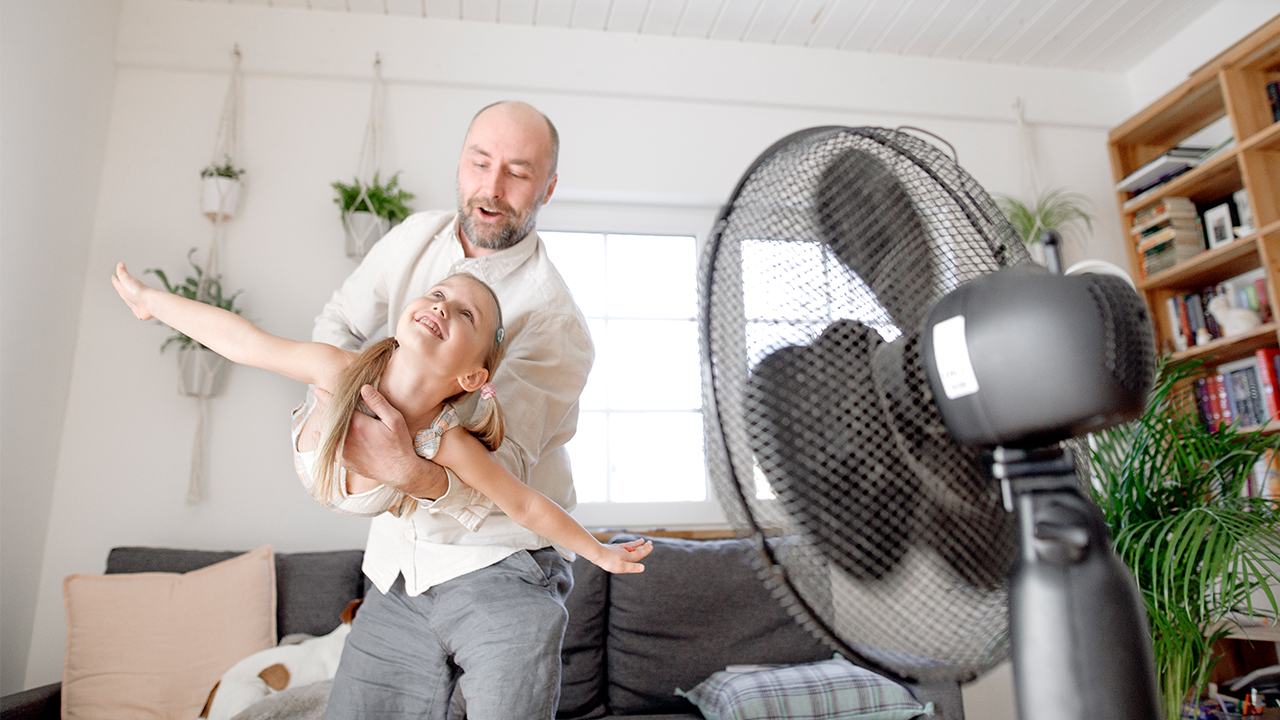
[1,535,963,719]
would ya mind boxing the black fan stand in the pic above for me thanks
[995,233,1159,720]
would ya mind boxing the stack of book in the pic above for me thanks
[1194,348,1280,431]
[1165,267,1272,351]
[1134,197,1203,277]
[1116,146,1207,197]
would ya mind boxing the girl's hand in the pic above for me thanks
[111,262,154,321]
[592,538,654,574]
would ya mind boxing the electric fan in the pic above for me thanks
[699,126,1159,719]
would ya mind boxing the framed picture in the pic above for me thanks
[1204,202,1235,249]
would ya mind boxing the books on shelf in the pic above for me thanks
[1115,146,1207,195]
[1164,267,1272,351]
[1269,81,1279,123]
[1131,197,1198,235]
[1193,352,1277,431]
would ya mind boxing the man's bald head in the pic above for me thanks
[467,101,559,178]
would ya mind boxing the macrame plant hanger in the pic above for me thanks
[184,44,243,504]
[1013,97,1049,265]
[344,54,387,258]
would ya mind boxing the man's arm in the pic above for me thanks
[329,386,451,499]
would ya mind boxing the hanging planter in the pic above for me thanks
[200,155,244,221]
[333,171,413,258]
[334,54,414,259]
[177,347,230,398]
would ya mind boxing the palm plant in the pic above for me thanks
[147,248,243,353]
[996,187,1094,246]
[1086,359,1280,719]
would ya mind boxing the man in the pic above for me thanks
[312,101,594,719]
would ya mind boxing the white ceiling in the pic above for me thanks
[180,0,1221,73]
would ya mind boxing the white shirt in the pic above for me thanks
[312,210,594,595]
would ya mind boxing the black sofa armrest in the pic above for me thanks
[0,682,60,720]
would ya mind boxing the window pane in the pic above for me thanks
[606,234,696,319]
[541,231,606,316]
[579,318,608,411]
[565,411,608,503]
[608,412,705,502]
[746,321,823,370]
[743,238,827,321]
[607,319,699,410]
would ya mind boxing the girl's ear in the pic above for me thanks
[458,367,490,393]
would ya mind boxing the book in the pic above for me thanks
[1115,148,1208,194]
[1135,219,1204,251]
[1218,357,1267,427]
[1167,297,1189,352]
[1254,348,1280,421]
[1269,81,1279,122]
[1133,197,1196,227]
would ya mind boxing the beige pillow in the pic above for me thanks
[62,545,277,720]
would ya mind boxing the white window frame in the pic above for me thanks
[538,193,728,530]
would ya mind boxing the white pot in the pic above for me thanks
[344,210,391,258]
[202,176,242,221]
[178,347,229,398]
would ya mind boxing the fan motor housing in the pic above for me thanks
[922,265,1154,448]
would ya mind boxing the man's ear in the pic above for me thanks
[458,367,490,394]
[541,174,557,205]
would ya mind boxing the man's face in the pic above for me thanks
[456,104,557,251]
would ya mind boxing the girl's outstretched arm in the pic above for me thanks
[433,427,654,573]
[112,262,349,387]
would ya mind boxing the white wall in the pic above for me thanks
[10,0,1147,698]
[0,0,122,696]
[1127,0,1280,110]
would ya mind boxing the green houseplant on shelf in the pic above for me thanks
[331,170,415,258]
[995,188,1094,264]
[1086,359,1280,719]
[147,248,244,398]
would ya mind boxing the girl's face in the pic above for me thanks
[395,275,499,391]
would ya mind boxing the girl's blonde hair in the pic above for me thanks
[312,273,506,517]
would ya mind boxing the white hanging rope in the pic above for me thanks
[344,54,386,256]
[200,45,242,296]
[188,396,207,505]
[187,45,241,504]
[1013,97,1042,200]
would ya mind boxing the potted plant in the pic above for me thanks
[147,248,244,398]
[201,154,245,221]
[332,170,415,258]
[995,188,1094,265]
[1086,359,1280,719]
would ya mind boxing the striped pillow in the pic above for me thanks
[676,655,931,720]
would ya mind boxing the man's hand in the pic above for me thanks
[313,385,450,499]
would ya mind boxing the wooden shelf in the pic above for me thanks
[1240,118,1280,153]
[1170,322,1278,364]
[1139,223,1280,290]
[1122,150,1243,215]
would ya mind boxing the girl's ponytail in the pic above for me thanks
[312,337,399,510]
[465,382,505,451]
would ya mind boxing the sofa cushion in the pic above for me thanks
[559,555,609,718]
[106,546,366,639]
[606,536,832,715]
[63,545,277,720]
[675,655,928,720]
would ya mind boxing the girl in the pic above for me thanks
[111,262,652,574]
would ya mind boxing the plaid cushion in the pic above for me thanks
[676,656,931,720]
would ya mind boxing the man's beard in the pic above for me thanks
[457,192,543,251]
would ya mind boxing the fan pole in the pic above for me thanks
[995,446,1159,720]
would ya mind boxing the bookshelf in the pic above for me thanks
[1108,14,1280,431]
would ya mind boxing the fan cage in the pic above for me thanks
[700,127,1035,684]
